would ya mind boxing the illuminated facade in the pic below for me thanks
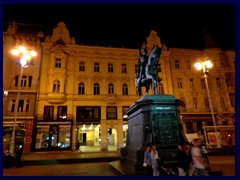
[3,22,235,153]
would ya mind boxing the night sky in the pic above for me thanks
[3,4,235,50]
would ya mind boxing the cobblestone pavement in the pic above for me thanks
[3,162,119,176]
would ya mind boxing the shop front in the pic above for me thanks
[33,120,72,151]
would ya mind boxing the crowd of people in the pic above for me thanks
[143,138,210,176]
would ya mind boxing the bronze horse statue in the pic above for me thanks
[135,45,162,97]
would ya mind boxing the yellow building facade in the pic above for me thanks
[3,22,235,153]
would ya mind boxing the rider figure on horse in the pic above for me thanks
[135,44,162,97]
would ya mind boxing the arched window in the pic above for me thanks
[78,82,85,95]
[122,84,128,95]
[108,83,114,94]
[53,80,60,93]
[93,83,100,95]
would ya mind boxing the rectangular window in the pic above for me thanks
[28,76,32,87]
[177,79,183,88]
[186,61,191,69]
[79,61,85,71]
[175,60,180,69]
[15,76,19,87]
[21,76,27,87]
[44,106,54,120]
[15,75,32,87]
[76,106,100,121]
[216,78,221,87]
[121,63,127,73]
[26,99,30,112]
[108,63,113,73]
[57,106,68,120]
[55,58,61,68]
[185,122,194,133]
[11,100,16,112]
[94,62,100,72]
[107,106,117,119]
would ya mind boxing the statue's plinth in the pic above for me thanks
[123,94,188,174]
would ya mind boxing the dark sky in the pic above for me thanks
[3,4,235,50]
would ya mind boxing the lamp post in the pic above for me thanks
[9,45,37,155]
[194,58,222,148]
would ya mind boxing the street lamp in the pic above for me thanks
[194,58,222,148]
[9,45,37,155]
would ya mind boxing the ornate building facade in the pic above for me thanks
[3,22,235,153]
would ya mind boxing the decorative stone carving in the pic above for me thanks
[105,94,118,105]
[51,22,71,44]
[91,75,103,82]
[120,76,130,83]
[105,76,116,82]
[77,74,88,81]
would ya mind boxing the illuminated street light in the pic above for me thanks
[9,45,37,155]
[194,58,222,148]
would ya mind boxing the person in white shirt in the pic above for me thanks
[150,145,160,176]
[191,138,209,176]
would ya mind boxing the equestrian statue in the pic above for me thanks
[135,44,162,97]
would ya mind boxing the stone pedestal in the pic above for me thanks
[123,94,188,174]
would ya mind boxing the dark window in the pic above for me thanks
[21,76,27,87]
[28,76,32,87]
[108,63,113,73]
[216,78,221,87]
[79,61,85,71]
[15,76,19,87]
[44,106,54,120]
[185,122,194,133]
[177,79,183,88]
[11,100,16,112]
[94,62,100,72]
[121,63,127,73]
[122,84,128,95]
[175,60,180,69]
[55,58,61,68]
[108,83,114,94]
[158,82,164,94]
[57,106,67,120]
[78,82,85,94]
[190,78,194,88]
[94,83,100,95]
[26,99,29,112]
[53,80,60,93]
[107,106,117,119]
[76,106,100,121]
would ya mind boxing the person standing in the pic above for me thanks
[15,145,23,168]
[143,145,152,176]
[191,139,209,176]
[176,144,188,176]
[150,145,160,176]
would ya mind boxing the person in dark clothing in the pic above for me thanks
[75,140,80,152]
[15,145,23,168]
[4,147,12,168]
[176,144,189,176]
